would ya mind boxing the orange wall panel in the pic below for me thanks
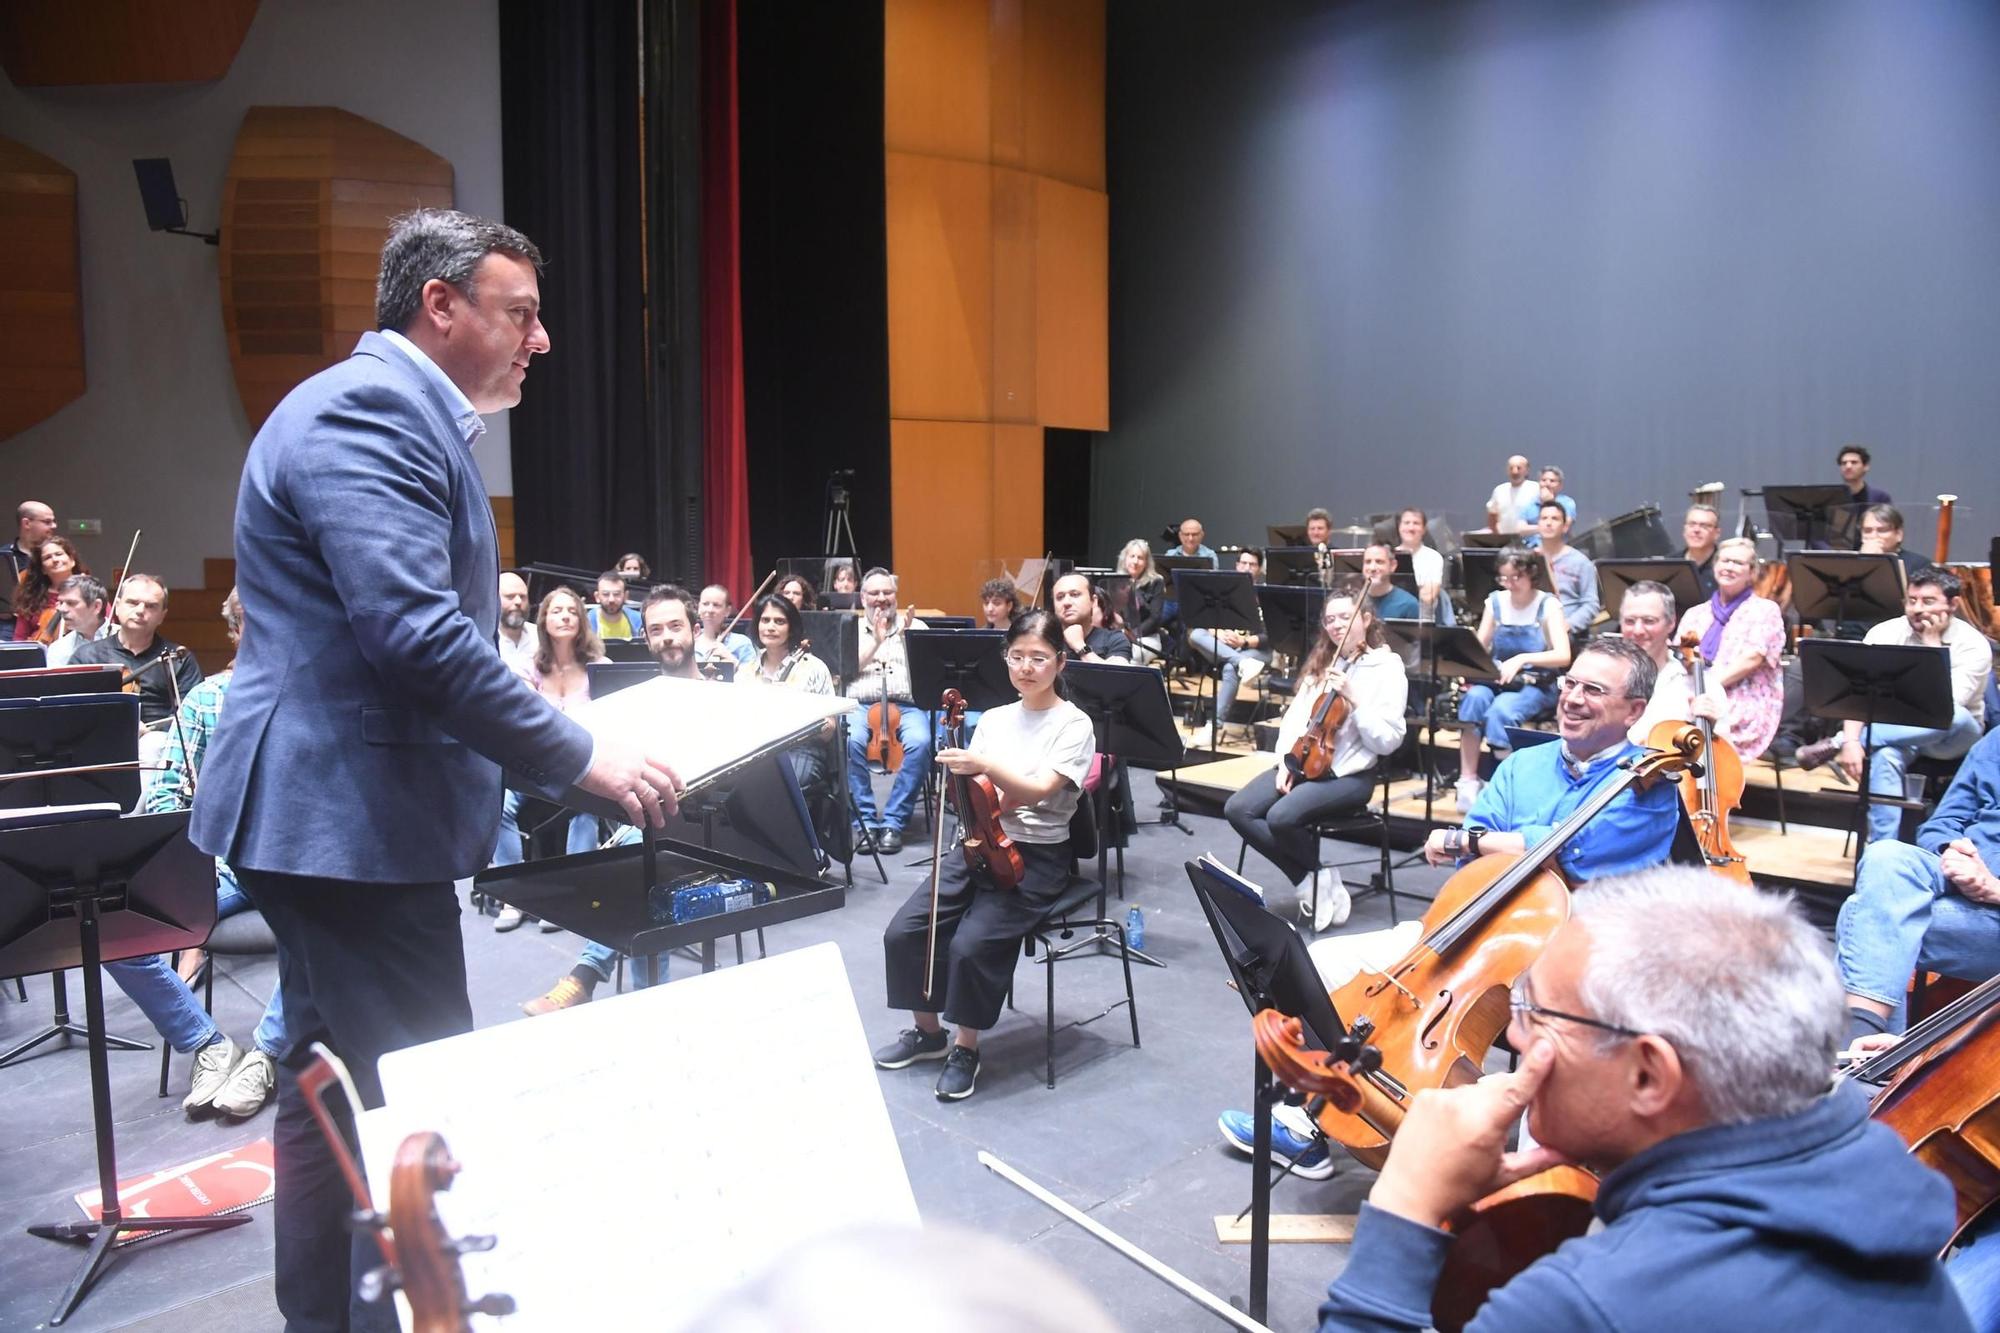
[1034,175,1109,431]
[886,151,993,422]
[891,419,995,612]
[991,424,1044,560]
[1022,0,1105,190]
[884,0,991,162]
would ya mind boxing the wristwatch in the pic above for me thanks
[1467,826,1487,857]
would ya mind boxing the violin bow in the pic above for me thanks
[116,528,141,589]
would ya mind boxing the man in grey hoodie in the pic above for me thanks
[1316,867,1969,1332]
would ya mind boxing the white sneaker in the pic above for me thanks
[494,906,525,932]
[1237,657,1266,689]
[1301,868,1351,932]
[1454,778,1484,813]
[212,1049,276,1119]
[183,1035,242,1113]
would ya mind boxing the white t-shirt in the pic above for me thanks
[1488,481,1537,534]
[1405,543,1444,590]
[1629,654,1693,745]
[967,698,1097,844]
[1864,615,1993,725]
[737,650,833,695]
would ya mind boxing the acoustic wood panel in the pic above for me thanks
[1021,0,1105,190]
[0,0,259,87]
[0,138,84,441]
[1033,174,1108,430]
[885,151,992,422]
[883,0,990,162]
[220,107,454,429]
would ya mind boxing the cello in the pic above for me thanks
[1850,970,2000,1251]
[1648,632,1750,883]
[921,688,1025,994]
[1254,727,1703,1328]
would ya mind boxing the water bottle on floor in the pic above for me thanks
[1125,905,1145,951]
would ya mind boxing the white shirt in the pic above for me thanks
[847,615,929,704]
[380,328,485,447]
[497,622,540,679]
[967,698,1097,843]
[1487,480,1537,534]
[1274,645,1410,779]
[46,621,112,668]
[1629,654,1693,745]
[1864,614,1993,725]
[738,650,833,695]
[1405,543,1445,590]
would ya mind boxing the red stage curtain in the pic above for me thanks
[701,0,753,598]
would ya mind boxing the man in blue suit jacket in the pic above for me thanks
[193,210,681,1333]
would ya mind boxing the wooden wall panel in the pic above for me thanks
[220,107,453,429]
[989,168,1037,425]
[883,0,990,161]
[0,138,84,441]
[0,0,258,87]
[885,151,992,422]
[991,423,1044,558]
[890,419,994,612]
[1034,175,1109,431]
[1022,0,1105,190]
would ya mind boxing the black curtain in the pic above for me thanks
[738,4,890,575]
[501,0,700,581]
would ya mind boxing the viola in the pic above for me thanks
[920,689,1026,995]
[1649,632,1749,883]
[1254,727,1703,1329]
[1851,971,2000,1251]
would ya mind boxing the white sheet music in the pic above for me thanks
[358,943,918,1330]
[570,675,852,791]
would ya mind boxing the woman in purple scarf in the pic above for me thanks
[1675,537,1785,760]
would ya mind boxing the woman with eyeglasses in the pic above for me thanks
[873,610,1097,1102]
[1455,546,1572,811]
[1672,536,1784,762]
[1225,578,1408,930]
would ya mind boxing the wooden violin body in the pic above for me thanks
[938,689,1024,892]
[866,698,905,770]
[1652,633,1749,883]
[1286,686,1350,781]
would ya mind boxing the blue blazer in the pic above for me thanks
[192,333,595,883]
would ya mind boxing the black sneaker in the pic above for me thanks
[872,1026,949,1069]
[935,1045,980,1100]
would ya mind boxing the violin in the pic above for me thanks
[1254,727,1704,1329]
[1851,970,2000,1251]
[1286,591,1363,781]
[1648,632,1748,883]
[922,689,1025,995]
[864,604,913,771]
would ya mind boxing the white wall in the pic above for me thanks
[0,0,511,589]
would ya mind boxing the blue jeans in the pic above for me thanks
[1188,629,1272,727]
[212,862,286,1056]
[1859,707,1983,844]
[1835,840,2000,1020]
[1458,681,1557,750]
[577,824,653,985]
[106,861,287,1056]
[844,700,932,833]
[1951,1214,2000,1331]
[492,787,524,867]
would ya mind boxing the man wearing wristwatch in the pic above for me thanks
[1424,636,1679,881]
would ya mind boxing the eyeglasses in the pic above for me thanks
[1004,652,1056,669]
[1554,675,1617,701]
[1508,976,1646,1040]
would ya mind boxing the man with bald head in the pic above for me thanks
[1487,456,1535,536]
[0,499,55,583]
[495,570,538,676]
[1166,518,1217,567]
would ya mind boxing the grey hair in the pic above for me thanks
[1685,503,1719,523]
[1540,464,1565,483]
[1118,538,1162,587]
[1622,579,1677,624]
[1572,868,1844,1124]
[59,573,106,607]
[220,586,243,642]
[1715,536,1758,562]
[1575,634,1657,701]
[860,566,897,589]
[375,208,544,331]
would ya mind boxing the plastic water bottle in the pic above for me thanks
[1125,906,1145,951]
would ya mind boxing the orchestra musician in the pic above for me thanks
[1857,503,1934,578]
[873,610,1097,1102]
[1519,464,1576,533]
[523,584,705,1016]
[1837,726,2000,1044]
[1678,503,1721,600]
[696,582,756,674]
[1187,547,1271,741]
[1166,517,1218,567]
[11,534,83,642]
[1454,547,1571,812]
[74,573,204,803]
[1118,538,1169,663]
[1224,580,1407,930]
[1315,869,1971,1332]
[495,570,538,677]
[615,551,651,580]
[1361,542,1421,623]
[1798,568,1991,847]
[588,568,642,641]
[1050,572,1133,663]
[1486,455,1536,536]
[190,209,680,1332]
[844,567,931,854]
[1305,507,1334,549]
[978,576,1020,630]
[1671,536,1784,762]
[828,562,860,597]
[776,572,817,611]
[1617,580,1694,742]
[46,572,111,667]
[1837,443,1892,530]
[0,498,55,582]
[1531,500,1600,635]
[737,592,837,802]
[1394,507,1453,625]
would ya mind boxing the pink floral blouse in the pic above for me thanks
[1675,595,1785,760]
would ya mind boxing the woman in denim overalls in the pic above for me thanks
[1455,547,1572,810]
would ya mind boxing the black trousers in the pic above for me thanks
[884,838,1072,1031]
[1224,768,1375,886]
[238,869,474,1333]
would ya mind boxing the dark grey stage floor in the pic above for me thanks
[0,770,1456,1332]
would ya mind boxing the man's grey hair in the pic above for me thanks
[1622,579,1677,625]
[376,208,545,331]
[1541,464,1565,484]
[1575,635,1657,701]
[1685,503,1719,523]
[59,573,105,607]
[220,586,243,642]
[1571,868,1844,1125]
[860,567,897,589]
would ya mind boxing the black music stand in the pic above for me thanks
[1173,570,1262,751]
[1760,483,1854,549]
[1187,854,1374,1324]
[0,665,123,700]
[801,609,861,688]
[1380,621,1499,824]
[586,661,664,699]
[0,641,47,669]
[0,811,247,1325]
[1459,547,1552,610]
[1056,663,1187,967]
[1326,549,1416,595]
[1260,546,1324,588]
[1255,585,1325,662]
[1788,551,1907,635]
[906,629,1017,832]
[0,693,150,1069]
[600,638,652,664]
[1595,558,1704,623]
[1799,639,1952,851]
[1266,524,1308,547]
[1572,505,1672,561]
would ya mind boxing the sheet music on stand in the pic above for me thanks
[357,942,917,1332]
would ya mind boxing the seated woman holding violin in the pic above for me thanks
[1455,547,1572,813]
[873,611,1097,1102]
[737,592,836,803]
[1225,578,1408,932]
